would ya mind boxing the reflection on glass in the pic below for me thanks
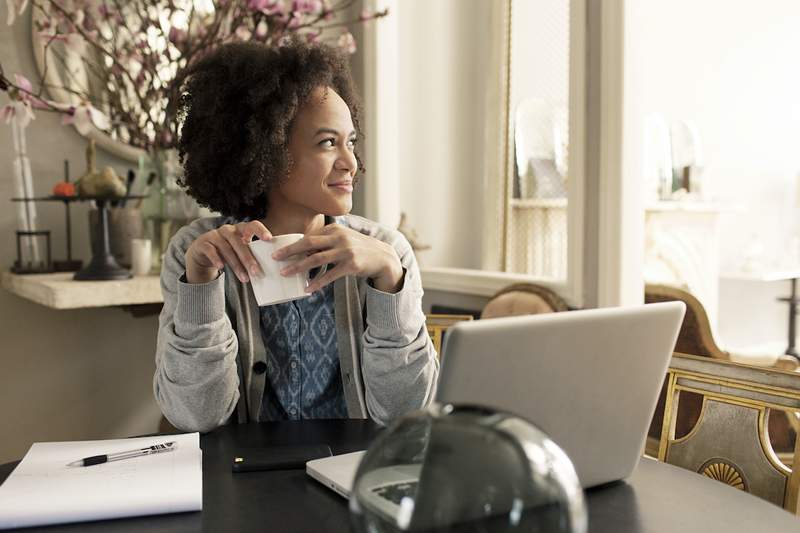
[350,404,587,533]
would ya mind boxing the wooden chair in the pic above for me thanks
[481,283,570,319]
[645,284,799,461]
[426,314,474,356]
[645,284,799,370]
[659,354,800,513]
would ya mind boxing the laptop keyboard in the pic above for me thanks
[371,481,419,505]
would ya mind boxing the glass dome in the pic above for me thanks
[349,404,587,533]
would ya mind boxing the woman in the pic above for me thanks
[154,40,438,432]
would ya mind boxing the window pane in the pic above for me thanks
[506,0,570,280]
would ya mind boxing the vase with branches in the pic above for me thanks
[2,0,387,269]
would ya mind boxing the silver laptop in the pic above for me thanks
[307,302,685,498]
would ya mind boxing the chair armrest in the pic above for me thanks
[727,351,800,372]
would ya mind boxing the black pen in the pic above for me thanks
[66,441,177,467]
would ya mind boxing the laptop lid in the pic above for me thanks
[435,302,685,488]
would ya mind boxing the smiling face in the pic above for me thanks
[270,85,358,222]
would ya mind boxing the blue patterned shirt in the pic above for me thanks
[258,281,348,421]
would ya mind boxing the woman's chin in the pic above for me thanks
[324,198,352,216]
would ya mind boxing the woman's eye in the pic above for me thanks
[319,138,335,147]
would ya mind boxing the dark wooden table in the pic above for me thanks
[0,420,797,532]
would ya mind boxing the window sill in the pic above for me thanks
[420,266,563,298]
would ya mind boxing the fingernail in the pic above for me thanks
[239,272,249,283]
[305,286,313,293]
[249,265,260,276]
[271,252,280,260]
[280,267,290,276]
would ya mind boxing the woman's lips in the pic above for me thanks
[328,182,353,193]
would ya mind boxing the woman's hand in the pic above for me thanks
[185,221,272,284]
[272,225,404,294]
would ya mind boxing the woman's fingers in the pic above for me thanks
[218,228,264,280]
[198,241,225,271]
[272,234,337,260]
[239,220,272,244]
[281,249,341,277]
[306,264,349,293]
[204,232,248,282]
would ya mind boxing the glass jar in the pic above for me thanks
[350,403,587,533]
[138,148,202,271]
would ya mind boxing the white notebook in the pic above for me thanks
[0,432,202,529]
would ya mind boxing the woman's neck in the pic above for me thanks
[261,203,325,236]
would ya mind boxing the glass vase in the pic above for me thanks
[137,149,201,271]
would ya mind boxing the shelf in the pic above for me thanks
[720,270,800,283]
[645,201,723,214]
[1,271,162,310]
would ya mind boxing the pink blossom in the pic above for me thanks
[1,100,35,129]
[292,0,321,14]
[247,0,283,14]
[159,129,173,145]
[14,74,32,95]
[359,8,371,21]
[82,12,97,32]
[168,26,187,45]
[247,0,268,11]
[5,0,29,26]
[337,32,356,54]
[61,101,110,135]
[305,30,320,44]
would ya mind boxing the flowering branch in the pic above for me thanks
[1,0,388,152]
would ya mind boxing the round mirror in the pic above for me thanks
[30,6,149,162]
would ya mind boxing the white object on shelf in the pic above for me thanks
[1,272,162,309]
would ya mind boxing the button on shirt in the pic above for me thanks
[258,282,347,421]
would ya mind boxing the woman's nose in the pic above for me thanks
[335,146,358,175]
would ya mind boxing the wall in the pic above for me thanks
[396,0,491,270]
[0,7,162,463]
[0,5,376,464]
[626,0,800,351]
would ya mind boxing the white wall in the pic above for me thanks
[396,0,491,270]
[0,7,162,463]
[626,0,800,350]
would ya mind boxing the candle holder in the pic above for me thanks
[11,230,52,274]
[10,194,146,280]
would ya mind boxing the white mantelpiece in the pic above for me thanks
[644,202,722,327]
[505,200,722,324]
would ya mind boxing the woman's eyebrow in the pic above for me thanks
[314,127,357,137]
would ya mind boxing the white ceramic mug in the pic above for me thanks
[248,233,311,306]
[130,238,152,276]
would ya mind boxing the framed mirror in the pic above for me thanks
[30,7,148,162]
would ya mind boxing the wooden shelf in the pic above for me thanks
[1,272,162,310]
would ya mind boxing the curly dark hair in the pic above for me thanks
[174,39,363,220]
